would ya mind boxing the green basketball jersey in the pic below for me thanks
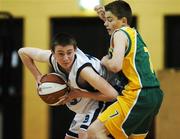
[109,26,160,90]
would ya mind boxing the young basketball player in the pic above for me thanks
[18,33,124,139]
[87,1,164,139]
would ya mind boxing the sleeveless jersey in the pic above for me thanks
[49,48,121,113]
[109,26,160,90]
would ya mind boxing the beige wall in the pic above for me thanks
[1,0,180,139]
[157,70,180,139]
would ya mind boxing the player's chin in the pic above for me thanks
[107,29,112,35]
[62,64,71,70]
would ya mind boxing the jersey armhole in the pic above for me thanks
[76,63,99,91]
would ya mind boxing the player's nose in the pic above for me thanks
[63,54,69,61]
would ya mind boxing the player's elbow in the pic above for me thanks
[106,90,118,101]
[112,90,118,99]
[109,94,118,101]
[109,65,122,73]
[18,48,25,56]
[107,95,117,102]
[107,60,122,73]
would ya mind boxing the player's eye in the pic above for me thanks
[58,53,65,57]
[67,52,73,56]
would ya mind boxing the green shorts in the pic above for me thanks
[98,87,164,138]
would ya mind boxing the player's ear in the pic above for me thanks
[122,17,128,24]
[74,46,77,52]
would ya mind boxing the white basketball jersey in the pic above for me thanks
[49,48,105,113]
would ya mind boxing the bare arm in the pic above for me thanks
[101,31,127,73]
[18,47,51,83]
[65,66,118,102]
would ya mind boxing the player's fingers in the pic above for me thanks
[94,6,106,21]
[48,99,64,106]
[94,5,100,11]
[58,94,71,105]
[36,82,41,89]
[94,5,104,11]
[95,8,105,15]
[97,9,105,15]
[58,95,67,101]
[57,99,66,105]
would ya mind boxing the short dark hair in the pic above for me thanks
[105,0,132,25]
[51,33,77,52]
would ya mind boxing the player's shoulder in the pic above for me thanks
[112,29,129,44]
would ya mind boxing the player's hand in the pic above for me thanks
[47,94,68,106]
[57,88,83,105]
[94,5,106,22]
[36,74,43,88]
[55,94,69,105]
[68,88,83,99]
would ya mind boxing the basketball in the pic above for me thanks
[38,73,69,106]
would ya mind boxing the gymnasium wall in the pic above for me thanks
[0,0,180,139]
[157,70,180,139]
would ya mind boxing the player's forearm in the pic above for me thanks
[101,56,121,73]
[18,49,42,80]
[78,90,117,101]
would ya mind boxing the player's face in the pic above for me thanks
[104,11,125,35]
[53,45,76,72]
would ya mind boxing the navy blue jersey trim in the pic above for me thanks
[80,102,105,130]
[66,130,78,138]
[80,125,88,130]
[49,53,53,67]
[90,101,105,123]
[76,63,99,91]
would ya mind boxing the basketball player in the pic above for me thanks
[86,1,164,139]
[18,33,124,139]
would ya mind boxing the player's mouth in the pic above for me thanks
[63,62,70,66]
